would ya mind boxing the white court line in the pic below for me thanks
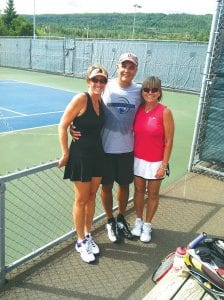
[0,110,64,120]
[0,107,27,116]
[0,124,59,135]
[0,80,76,93]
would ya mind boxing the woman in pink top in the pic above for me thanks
[131,76,174,242]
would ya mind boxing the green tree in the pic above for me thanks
[0,18,8,35]
[13,16,33,36]
[0,0,34,36]
[3,0,17,28]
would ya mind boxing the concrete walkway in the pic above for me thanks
[0,172,223,299]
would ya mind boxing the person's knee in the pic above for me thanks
[89,191,97,200]
[135,185,145,193]
[118,184,129,192]
[74,197,87,207]
[134,184,145,194]
[101,184,113,194]
[148,192,159,201]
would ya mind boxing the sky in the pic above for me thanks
[0,0,217,15]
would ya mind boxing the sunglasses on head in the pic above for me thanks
[90,78,107,84]
[142,87,159,93]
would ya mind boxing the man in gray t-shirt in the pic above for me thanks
[101,53,141,243]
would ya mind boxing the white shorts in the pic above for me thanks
[134,157,164,180]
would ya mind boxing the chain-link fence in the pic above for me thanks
[189,0,224,179]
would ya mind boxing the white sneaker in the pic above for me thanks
[85,233,100,255]
[140,223,152,243]
[106,222,118,243]
[75,239,95,263]
[131,218,143,237]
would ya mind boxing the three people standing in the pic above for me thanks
[59,54,175,263]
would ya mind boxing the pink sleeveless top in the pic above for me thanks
[133,103,166,162]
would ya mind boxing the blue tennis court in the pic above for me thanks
[0,80,75,133]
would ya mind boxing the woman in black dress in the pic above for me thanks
[58,64,108,263]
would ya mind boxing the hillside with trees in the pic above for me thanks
[0,0,212,41]
[24,13,212,41]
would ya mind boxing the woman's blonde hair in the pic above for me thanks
[141,76,163,102]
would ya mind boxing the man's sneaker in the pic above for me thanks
[85,233,100,255]
[106,221,120,243]
[131,218,143,237]
[75,239,95,263]
[117,216,134,240]
[140,223,152,243]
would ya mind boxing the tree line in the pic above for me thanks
[31,13,212,41]
[0,0,212,41]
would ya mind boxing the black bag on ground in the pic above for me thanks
[184,238,224,299]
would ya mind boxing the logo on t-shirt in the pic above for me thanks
[107,97,135,114]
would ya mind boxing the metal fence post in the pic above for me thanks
[0,182,6,285]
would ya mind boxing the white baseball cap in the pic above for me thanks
[118,53,138,66]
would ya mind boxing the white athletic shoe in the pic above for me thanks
[140,223,152,243]
[75,239,95,263]
[131,218,143,237]
[106,222,118,243]
[85,233,100,255]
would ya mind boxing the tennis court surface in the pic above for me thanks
[0,80,74,133]
[0,172,223,299]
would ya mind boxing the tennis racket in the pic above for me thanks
[151,251,175,283]
[151,232,208,284]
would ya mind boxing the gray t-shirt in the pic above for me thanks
[101,79,141,154]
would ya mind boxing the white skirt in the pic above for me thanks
[134,157,164,180]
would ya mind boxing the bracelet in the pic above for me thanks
[160,164,168,171]
[160,166,167,171]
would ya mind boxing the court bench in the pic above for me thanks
[143,269,214,300]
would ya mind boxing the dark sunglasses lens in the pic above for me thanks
[143,88,159,93]
[91,78,107,84]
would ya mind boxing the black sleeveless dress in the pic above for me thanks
[64,92,105,182]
